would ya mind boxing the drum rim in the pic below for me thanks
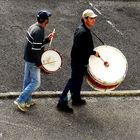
[41,48,63,73]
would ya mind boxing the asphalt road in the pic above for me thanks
[0,97,140,140]
[0,0,140,93]
[0,1,140,140]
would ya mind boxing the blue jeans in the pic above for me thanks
[16,61,41,103]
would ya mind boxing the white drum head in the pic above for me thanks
[88,45,128,85]
[41,49,62,72]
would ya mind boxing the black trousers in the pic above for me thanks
[59,63,87,103]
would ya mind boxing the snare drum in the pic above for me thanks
[41,49,62,73]
[86,45,128,91]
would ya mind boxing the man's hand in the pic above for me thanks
[95,51,100,57]
[36,64,42,69]
[48,31,55,41]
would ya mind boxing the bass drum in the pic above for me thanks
[86,45,128,91]
[41,49,62,74]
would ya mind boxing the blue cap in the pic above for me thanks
[37,10,51,23]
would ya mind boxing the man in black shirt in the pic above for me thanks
[14,10,55,112]
[57,9,100,113]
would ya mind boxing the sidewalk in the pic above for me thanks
[0,94,140,140]
[0,90,140,99]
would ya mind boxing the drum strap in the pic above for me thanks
[91,31,105,45]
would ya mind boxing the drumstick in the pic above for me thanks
[49,28,55,47]
[43,61,58,65]
[99,55,109,67]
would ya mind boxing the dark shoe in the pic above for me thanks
[57,102,73,113]
[72,99,86,106]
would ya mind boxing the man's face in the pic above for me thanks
[41,19,49,28]
[44,19,49,27]
[85,17,96,28]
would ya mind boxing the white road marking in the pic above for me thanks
[88,1,123,35]
[107,20,123,35]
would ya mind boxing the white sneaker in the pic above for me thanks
[25,100,36,108]
[14,100,27,112]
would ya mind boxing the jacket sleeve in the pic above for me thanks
[31,30,44,67]
[92,50,96,55]
[42,37,50,45]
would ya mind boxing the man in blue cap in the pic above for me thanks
[14,10,55,112]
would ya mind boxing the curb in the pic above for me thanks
[0,90,140,99]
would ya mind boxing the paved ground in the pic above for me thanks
[0,97,140,140]
[0,1,140,139]
[0,0,140,93]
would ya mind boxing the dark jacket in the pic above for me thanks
[24,23,49,66]
[71,23,96,66]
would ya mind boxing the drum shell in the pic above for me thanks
[86,69,120,91]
